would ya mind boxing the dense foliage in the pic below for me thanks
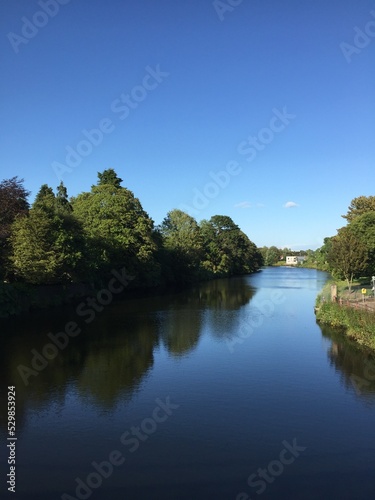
[1,170,263,293]
[312,196,375,289]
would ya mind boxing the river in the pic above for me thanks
[0,267,374,499]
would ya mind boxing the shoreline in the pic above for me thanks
[315,282,375,351]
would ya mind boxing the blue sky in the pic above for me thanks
[1,0,374,249]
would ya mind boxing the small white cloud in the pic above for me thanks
[284,201,299,208]
[234,201,252,209]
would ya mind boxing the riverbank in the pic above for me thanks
[315,282,375,351]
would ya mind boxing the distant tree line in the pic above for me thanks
[258,246,308,266]
[0,169,263,290]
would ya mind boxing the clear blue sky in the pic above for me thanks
[1,0,374,249]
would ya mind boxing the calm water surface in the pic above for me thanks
[1,267,375,499]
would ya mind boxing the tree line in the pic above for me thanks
[0,169,263,290]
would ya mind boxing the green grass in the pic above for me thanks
[315,279,372,304]
[316,302,375,350]
[316,280,375,351]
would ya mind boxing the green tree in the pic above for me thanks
[10,184,85,284]
[97,168,123,188]
[56,181,72,213]
[158,209,203,283]
[348,211,375,275]
[200,215,261,276]
[0,177,30,280]
[313,237,333,270]
[342,195,375,222]
[72,170,160,286]
[327,226,368,293]
[10,209,85,284]
[265,246,280,266]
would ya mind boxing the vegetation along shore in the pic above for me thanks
[0,169,263,317]
[2,168,375,356]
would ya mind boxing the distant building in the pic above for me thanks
[286,255,306,265]
[286,256,298,265]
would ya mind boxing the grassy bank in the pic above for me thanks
[316,282,375,351]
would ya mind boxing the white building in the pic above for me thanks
[286,255,306,265]
[286,256,298,265]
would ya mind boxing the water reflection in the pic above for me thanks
[0,276,255,432]
[320,323,375,404]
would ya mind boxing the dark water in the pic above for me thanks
[1,267,375,500]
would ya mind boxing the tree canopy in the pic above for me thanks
[342,196,375,222]
[4,169,262,289]
[72,171,160,286]
[327,226,368,292]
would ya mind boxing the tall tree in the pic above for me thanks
[56,181,72,213]
[32,184,56,213]
[0,177,30,279]
[158,209,203,283]
[72,170,160,286]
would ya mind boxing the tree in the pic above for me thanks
[32,184,56,213]
[313,237,333,270]
[10,209,85,284]
[158,209,203,283]
[327,226,368,293]
[72,170,160,286]
[265,246,280,266]
[10,184,86,284]
[97,168,123,188]
[348,211,375,275]
[342,196,375,222]
[200,215,261,276]
[0,177,30,279]
[56,181,72,214]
